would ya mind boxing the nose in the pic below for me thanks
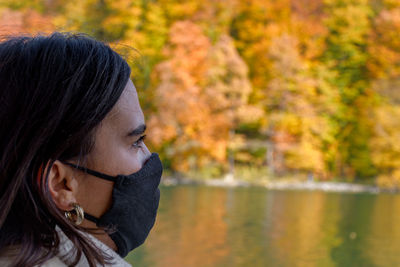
[143,142,151,156]
[141,143,152,164]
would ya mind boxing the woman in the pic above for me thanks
[0,32,163,266]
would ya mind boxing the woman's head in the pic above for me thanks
[0,32,153,266]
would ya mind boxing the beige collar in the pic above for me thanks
[56,226,132,267]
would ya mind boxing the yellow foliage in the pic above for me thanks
[377,170,400,188]
[370,104,400,171]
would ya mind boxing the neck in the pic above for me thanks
[80,219,118,252]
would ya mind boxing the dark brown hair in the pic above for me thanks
[0,32,130,266]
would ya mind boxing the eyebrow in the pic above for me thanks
[127,124,146,137]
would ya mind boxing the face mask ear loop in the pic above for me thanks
[84,212,100,224]
[61,161,116,182]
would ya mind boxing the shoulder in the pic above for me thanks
[56,226,132,267]
[0,257,67,267]
[0,227,132,267]
[0,248,67,267]
[39,256,68,267]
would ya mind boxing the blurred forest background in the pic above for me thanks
[1,0,400,188]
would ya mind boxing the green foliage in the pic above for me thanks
[233,164,270,182]
[322,0,376,178]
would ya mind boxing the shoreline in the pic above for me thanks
[161,176,395,194]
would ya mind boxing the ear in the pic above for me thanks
[47,160,79,211]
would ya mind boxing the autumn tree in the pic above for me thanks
[6,0,400,185]
[322,0,376,178]
[205,34,258,177]
[148,21,231,174]
[369,1,400,188]
[263,34,330,176]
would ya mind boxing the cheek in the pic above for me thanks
[89,137,143,176]
[117,148,147,174]
[76,175,114,216]
[94,142,147,176]
[78,149,146,216]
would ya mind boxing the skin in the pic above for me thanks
[47,79,151,251]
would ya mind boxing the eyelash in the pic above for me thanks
[132,134,146,148]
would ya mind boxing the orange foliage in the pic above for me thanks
[0,8,54,35]
[368,8,400,78]
[148,21,231,172]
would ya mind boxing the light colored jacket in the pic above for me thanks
[0,251,68,267]
[0,226,132,267]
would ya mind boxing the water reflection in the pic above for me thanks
[126,185,400,267]
[366,194,400,266]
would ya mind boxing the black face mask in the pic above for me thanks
[64,153,163,257]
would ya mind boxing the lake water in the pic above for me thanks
[126,185,400,267]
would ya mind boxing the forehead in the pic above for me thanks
[104,79,144,130]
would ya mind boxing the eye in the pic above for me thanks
[131,134,146,148]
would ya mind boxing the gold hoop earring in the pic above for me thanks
[64,203,84,225]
